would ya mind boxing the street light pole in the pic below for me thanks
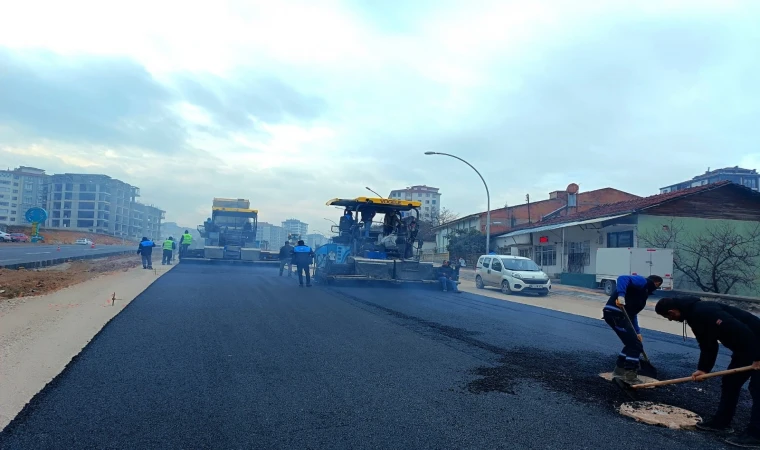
[365,187,384,198]
[424,151,491,255]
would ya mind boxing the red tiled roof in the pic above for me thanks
[496,180,738,235]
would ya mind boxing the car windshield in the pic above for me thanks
[502,258,541,272]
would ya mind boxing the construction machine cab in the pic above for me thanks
[325,197,422,260]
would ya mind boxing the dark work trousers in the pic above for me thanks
[141,253,153,269]
[180,244,190,259]
[162,249,172,265]
[713,354,760,436]
[602,307,643,370]
[279,259,292,276]
[296,263,311,285]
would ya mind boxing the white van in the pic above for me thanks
[475,254,551,296]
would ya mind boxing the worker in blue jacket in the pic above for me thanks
[602,274,663,385]
[291,240,315,287]
[137,237,156,269]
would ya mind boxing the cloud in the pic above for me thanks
[1,0,759,231]
[0,48,187,153]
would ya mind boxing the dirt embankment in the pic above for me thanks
[5,227,138,245]
[0,255,141,300]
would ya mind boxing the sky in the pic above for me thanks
[1,0,759,234]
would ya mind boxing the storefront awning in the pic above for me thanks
[497,214,632,239]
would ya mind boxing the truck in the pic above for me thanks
[190,198,260,261]
[595,247,674,295]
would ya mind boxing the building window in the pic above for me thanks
[24,182,34,190]
[534,245,557,266]
[425,200,430,204]
[565,241,591,272]
[519,248,532,258]
[432,200,436,205]
[607,231,633,248]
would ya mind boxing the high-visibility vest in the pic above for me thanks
[163,240,174,250]
[181,233,192,245]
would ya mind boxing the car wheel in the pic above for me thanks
[604,280,615,296]
[475,275,484,289]
[501,280,512,295]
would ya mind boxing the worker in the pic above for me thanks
[179,230,193,260]
[339,210,354,239]
[655,296,760,447]
[601,274,663,385]
[279,240,294,277]
[161,236,176,265]
[383,212,398,236]
[291,240,315,287]
[360,207,376,238]
[438,260,462,293]
[137,237,156,269]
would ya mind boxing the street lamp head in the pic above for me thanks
[424,151,436,155]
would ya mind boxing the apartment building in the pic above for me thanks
[46,173,164,240]
[0,166,49,226]
[660,166,759,193]
[282,219,309,237]
[257,222,289,249]
[388,185,441,221]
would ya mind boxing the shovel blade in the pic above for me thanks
[639,359,658,379]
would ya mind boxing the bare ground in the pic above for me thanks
[0,255,141,300]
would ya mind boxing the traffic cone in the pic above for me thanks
[91,242,95,249]
[57,245,60,251]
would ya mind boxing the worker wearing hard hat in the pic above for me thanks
[162,236,177,265]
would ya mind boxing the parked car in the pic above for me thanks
[475,254,551,296]
[10,233,29,242]
[0,231,11,242]
[75,238,93,245]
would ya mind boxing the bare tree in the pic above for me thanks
[418,208,460,242]
[639,219,760,294]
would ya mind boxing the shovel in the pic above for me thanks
[632,365,755,389]
[619,306,658,379]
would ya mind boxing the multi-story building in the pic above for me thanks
[660,166,759,193]
[282,219,308,237]
[45,173,164,240]
[388,185,441,221]
[0,166,49,226]
[257,222,289,250]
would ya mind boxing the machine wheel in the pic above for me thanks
[475,275,484,289]
[501,280,512,295]
[604,280,615,296]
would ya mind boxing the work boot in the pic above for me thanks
[726,433,760,448]
[612,366,627,380]
[623,369,643,385]
[697,418,734,434]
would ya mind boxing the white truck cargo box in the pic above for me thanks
[595,247,674,295]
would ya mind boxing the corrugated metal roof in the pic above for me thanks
[497,214,632,238]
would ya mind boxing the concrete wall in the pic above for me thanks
[637,214,760,296]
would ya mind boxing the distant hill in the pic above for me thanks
[162,222,202,248]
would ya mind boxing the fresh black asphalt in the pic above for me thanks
[0,265,749,449]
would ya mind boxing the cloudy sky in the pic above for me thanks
[1,0,758,233]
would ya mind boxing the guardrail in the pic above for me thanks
[0,250,134,270]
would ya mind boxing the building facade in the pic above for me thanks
[660,167,759,193]
[388,185,441,221]
[0,166,49,226]
[45,173,164,241]
[432,185,639,253]
[494,182,760,296]
[304,233,328,249]
[257,222,289,250]
[282,219,308,237]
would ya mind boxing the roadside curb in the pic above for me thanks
[0,250,134,270]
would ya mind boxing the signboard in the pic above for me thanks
[539,236,549,243]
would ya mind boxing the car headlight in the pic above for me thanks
[512,273,522,279]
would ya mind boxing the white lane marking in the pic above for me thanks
[25,252,52,255]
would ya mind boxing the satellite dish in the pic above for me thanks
[25,207,48,223]
[566,183,579,194]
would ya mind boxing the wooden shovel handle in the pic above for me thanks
[632,365,756,389]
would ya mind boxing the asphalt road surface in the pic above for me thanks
[0,244,135,266]
[0,265,747,449]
